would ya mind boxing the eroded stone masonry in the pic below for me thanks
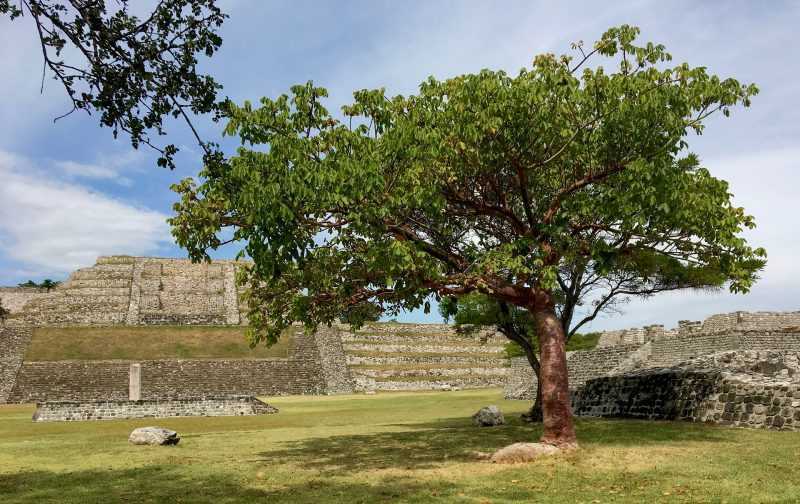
[3,256,246,326]
[5,255,800,430]
[504,311,800,430]
[0,256,508,405]
[32,396,278,422]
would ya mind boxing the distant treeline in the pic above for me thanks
[17,279,61,291]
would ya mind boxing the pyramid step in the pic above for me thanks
[61,278,131,289]
[340,333,506,347]
[343,342,505,355]
[351,366,509,379]
[346,354,508,366]
[365,376,506,391]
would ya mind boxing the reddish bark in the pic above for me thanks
[532,289,577,447]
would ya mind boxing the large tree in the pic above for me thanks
[170,25,765,448]
[1,0,227,168]
[441,244,732,422]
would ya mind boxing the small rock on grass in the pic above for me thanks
[129,427,180,446]
[472,405,505,426]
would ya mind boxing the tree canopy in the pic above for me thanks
[170,25,764,446]
[1,0,227,168]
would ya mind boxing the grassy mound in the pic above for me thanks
[1,389,799,503]
[25,326,293,361]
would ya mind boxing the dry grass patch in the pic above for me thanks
[26,326,293,361]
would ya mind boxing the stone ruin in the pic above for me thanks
[4,254,800,428]
[504,310,800,430]
[1,255,246,326]
[0,256,508,420]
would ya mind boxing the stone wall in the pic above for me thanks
[3,319,513,402]
[567,344,644,387]
[0,325,32,402]
[503,357,536,400]
[503,344,643,400]
[0,287,49,314]
[597,311,800,348]
[32,396,278,422]
[7,327,350,403]
[572,351,800,430]
[645,331,741,368]
[505,312,800,402]
[314,326,356,394]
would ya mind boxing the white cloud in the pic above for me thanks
[0,151,171,273]
[52,149,144,186]
[54,160,132,186]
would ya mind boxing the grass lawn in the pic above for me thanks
[1,389,799,503]
[25,326,293,361]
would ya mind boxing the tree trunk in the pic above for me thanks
[532,289,577,447]
[495,301,544,423]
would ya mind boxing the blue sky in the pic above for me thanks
[1,1,798,330]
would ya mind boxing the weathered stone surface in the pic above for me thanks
[0,326,32,403]
[129,427,180,446]
[506,312,800,403]
[490,442,560,463]
[0,287,49,314]
[343,325,509,393]
[571,351,800,430]
[8,326,353,403]
[472,405,505,426]
[12,256,250,327]
[33,396,278,422]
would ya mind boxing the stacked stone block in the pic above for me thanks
[0,325,32,403]
[7,326,346,402]
[18,257,134,325]
[7,256,250,327]
[503,344,643,400]
[573,351,800,430]
[32,396,278,422]
[0,287,48,314]
[342,325,509,391]
[506,312,800,409]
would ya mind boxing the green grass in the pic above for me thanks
[26,326,293,361]
[1,389,799,503]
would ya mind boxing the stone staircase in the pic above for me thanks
[18,257,135,325]
[341,324,509,391]
[11,256,244,326]
[0,325,32,402]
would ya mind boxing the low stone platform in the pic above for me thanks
[572,351,800,430]
[32,396,278,422]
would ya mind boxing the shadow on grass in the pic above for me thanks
[0,466,459,504]
[257,415,734,475]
